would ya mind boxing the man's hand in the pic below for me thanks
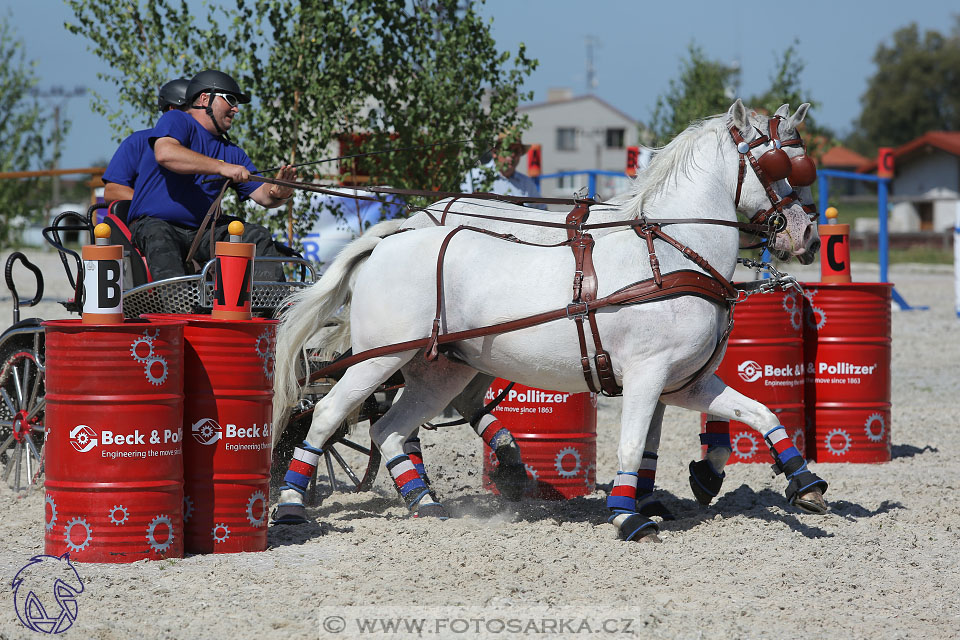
[268,165,297,200]
[218,163,251,183]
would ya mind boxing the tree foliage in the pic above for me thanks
[848,20,960,155]
[648,42,831,159]
[65,0,536,243]
[649,44,739,146]
[0,15,63,247]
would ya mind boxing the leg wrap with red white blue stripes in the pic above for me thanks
[477,417,526,501]
[607,471,659,541]
[635,452,674,520]
[386,454,431,510]
[689,420,731,506]
[283,442,323,495]
[403,437,430,486]
[764,425,828,505]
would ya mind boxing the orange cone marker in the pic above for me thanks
[212,221,254,320]
[820,207,852,283]
[81,223,124,324]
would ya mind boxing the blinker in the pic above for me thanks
[757,147,792,182]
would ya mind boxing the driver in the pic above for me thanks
[102,78,190,203]
[127,69,296,280]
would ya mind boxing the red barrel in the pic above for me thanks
[145,314,274,553]
[43,319,185,563]
[802,283,892,462]
[482,380,596,499]
[702,288,805,463]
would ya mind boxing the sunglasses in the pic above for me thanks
[212,92,240,108]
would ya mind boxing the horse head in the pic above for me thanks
[728,99,819,264]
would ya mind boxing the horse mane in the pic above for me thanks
[622,113,729,218]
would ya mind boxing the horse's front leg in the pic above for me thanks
[609,370,666,542]
[667,374,828,514]
[632,402,676,521]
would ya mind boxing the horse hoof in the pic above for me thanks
[636,531,662,543]
[792,489,828,515]
[414,502,449,519]
[639,500,676,521]
[492,463,528,502]
[688,460,723,506]
[270,503,308,525]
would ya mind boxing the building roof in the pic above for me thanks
[859,131,960,173]
[520,93,639,126]
[820,145,869,169]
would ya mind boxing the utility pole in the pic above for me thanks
[30,85,87,208]
[585,36,600,94]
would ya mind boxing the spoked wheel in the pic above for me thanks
[0,341,45,492]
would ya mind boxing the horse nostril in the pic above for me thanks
[809,238,821,255]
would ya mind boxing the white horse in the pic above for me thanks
[272,100,827,540]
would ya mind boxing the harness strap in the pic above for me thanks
[303,269,732,387]
[440,197,463,225]
[424,225,521,362]
[185,180,230,272]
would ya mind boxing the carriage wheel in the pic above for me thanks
[0,341,45,492]
[272,394,384,504]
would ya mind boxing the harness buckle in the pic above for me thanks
[565,302,589,319]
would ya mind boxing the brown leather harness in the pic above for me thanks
[286,117,814,395]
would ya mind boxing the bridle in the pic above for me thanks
[728,114,818,234]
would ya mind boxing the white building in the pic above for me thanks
[518,89,651,199]
[860,132,960,232]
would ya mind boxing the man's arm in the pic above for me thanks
[103,183,134,202]
[153,137,250,182]
[249,165,297,208]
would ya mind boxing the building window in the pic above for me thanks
[556,127,577,151]
[557,170,578,189]
[605,128,625,149]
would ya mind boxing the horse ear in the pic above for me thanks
[775,104,790,118]
[788,103,811,129]
[728,99,748,130]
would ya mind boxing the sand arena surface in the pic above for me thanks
[0,251,958,639]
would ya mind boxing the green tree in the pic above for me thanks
[848,21,960,155]
[0,15,63,247]
[747,42,833,160]
[648,44,740,146]
[65,0,535,245]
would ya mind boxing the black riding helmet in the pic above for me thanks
[157,78,190,112]
[185,69,250,105]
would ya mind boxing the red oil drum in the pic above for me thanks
[482,379,597,500]
[146,314,275,553]
[43,319,185,563]
[702,287,805,463]
[802,283,892,462]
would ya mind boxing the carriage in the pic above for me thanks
[0,202,386,496]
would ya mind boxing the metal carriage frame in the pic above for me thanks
[0,204,384,498]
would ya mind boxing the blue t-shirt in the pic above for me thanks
[103,128,153,188]
[128,110,258,228]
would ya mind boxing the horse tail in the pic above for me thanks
[272,221,401,437]
[319,218,405,358]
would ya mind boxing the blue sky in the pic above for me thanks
[4,0,957,169]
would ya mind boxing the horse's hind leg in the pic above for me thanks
[448,373,526,501]
[666,374,828,514]
[272,353,415,525]
[685,414,733,506]
[371,357,478,519]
